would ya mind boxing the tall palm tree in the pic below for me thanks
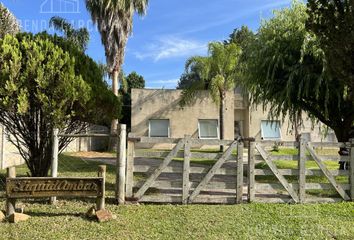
[49,16,90,52]
[181,42,241,145]
[85,0,148,133]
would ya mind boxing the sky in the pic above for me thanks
[2,0,293,89]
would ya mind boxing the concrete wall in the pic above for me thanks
[0,125,25,170]
[63,125,109,152]
[0,124,109,169]
[131,89,235,140]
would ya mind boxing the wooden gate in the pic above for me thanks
[248,139,353,203]
[125,136,244,204]
[305,142,351,201]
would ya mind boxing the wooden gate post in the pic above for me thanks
[298,136,306,203]
[236,141,244,203]
[248,141,255,203]
[125,139,135,200]
[116,124,127,204]
[350,139,354,201]
[50,128,59,204]
[96,165,106,210]
[6,167,16,217]
[182,135,191,204]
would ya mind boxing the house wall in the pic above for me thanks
[131,89,337,143]
[248,105,337,142]
[131,89,235,140]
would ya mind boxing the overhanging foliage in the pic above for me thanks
[241,1,354,141]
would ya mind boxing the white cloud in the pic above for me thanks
[134,37,208,62]
[146,78,179,89]
[149,79,179,84]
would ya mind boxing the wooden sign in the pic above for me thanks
[6,177,104,198]
[5,165,107,221]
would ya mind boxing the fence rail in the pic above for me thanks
[125,135,244,204]
[124,135,354,204]
[1,127,354,205]
[250,137,353,203]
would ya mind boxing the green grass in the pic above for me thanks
[1,155,354,239]
[271,147,339,156]
[271,148,298,155]
[255,159,340,170]
[0,201,353,240]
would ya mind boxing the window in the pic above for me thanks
[261,120,281,140]
[198,119,219,139]
[149,119,170,137]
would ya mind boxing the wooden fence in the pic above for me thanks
[2,127,354,205]
[119,135,354,204]
[124,136,244,204]
[249,138,353,203]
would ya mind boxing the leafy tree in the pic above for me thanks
[177,27,254,90]
[120,71,145,130]
[177,63,203,90]
[38,33,121,127]
[46,19,119,127]
[49,16,89,52]
[306,0,354,141]
[0,3,20,38]
[307,0,353,88]
[126,71,145,90]
[241,1,354,142]
[85,0,149,134]
[0,33,120,176]
[180,42,241,143]
[225,25,254,48]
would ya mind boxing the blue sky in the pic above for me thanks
[2,0,292,88]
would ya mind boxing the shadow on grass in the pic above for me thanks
[58,154,116,174]
[26,211,82,218]
[25,210,102,222]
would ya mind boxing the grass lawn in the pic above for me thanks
[1,154,353,239]
[0,200,353,240]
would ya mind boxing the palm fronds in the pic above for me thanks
[49,16,89,52]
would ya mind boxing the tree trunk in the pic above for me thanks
[29,148,52,177]
[27,126,53,177]
[294,111,301,142]
[110,69,120,150]
[219,91,226,152]
[333,120,353,170]
[333,121,352,143]
[111,69,119,132]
